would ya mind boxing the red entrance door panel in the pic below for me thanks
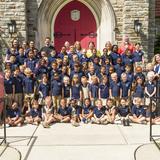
[54,0,97,52]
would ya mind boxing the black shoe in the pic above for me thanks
[126,119,130,126]
[122,119,126,126]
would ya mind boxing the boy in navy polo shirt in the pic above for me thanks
[26,99,42,125]
[89,76,99,106]
[16,47,26,65]
[4,69,14,108]
[133,43,144,66]
[114,57,125,79]
[129,98,146,124]
[70,99,82,127]
[91,99,108,124]
[145,71,156,106]
[120,73,131,98]
[117,98,130,126]
[9,54,19,71]
[122,49,134,66]
[51,73,62,112]
[99,76,109,106]
[23,68,36,101]
[6,101,23,127]
[54,98,72,123]
[24,50,38,73]
[62,76,71,104]
[109,73,121,106]
[81,98,93,123]
[71,74,83,106]
[38,74,50,105]
[13,68,24,109]
[35,59,49,80]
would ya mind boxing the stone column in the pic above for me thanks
[123,0,151,57]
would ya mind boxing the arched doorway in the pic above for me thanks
[54,1,97,51]
[37,0,116,51]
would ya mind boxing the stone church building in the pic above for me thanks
[0,0,159,57]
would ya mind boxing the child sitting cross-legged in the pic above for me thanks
[105,98,116,124]
[129,97,146,124]
[81,98,93,124]
[42,96,56,128]
[91,99,108,125]
[146,102,160,125]
[6,101,23,127]
[25,99,42,125]
[54,98,72,123]
[117,98,130,126]
[70,98,82,127]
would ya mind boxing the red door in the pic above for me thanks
[54,0,97,51]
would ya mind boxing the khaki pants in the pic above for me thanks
[52,96,61,112]
[15,93,23,109]
[5,94,13,108]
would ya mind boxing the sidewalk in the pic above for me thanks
[0,123,160,160]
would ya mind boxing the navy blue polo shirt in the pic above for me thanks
[13,76,23,93]
[71,84,82,99]
[89,84,99,98]
[57,106,72,116]
[7,108,20,118]
[134,84,144,98]
[16,54,26,65]
[48,56,57,66]
[4,77,14,94]
[99,83,109,98]
[118,106,130,117]
[110,81,121,97]
[93,107,105,118]
[35,66,48,78]
[122,54,134,66]
[120,81,131,98]
[62,84,71,98]
[110,52,121,65]
[10,62,19,72]
[114,64,125,78]
[133,50,144,62]
[38,82,50,98]
[51,79,62,96]
[24,58,37,72]
[131,105,146,117]
[23,77,35,94]
[126,72,134,83]
[83,105,93,114]
[145,82,155,95]
[30,108,42,118]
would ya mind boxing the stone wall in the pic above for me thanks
[0,0,27,47]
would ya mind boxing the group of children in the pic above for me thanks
[3,37,160,128]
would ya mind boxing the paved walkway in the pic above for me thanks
[0,123,160,160]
